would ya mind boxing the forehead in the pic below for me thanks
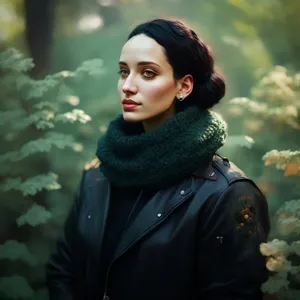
[120,34,168,65]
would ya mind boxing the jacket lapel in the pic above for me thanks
[113,177,195,260]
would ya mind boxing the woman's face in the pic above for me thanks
[118,34,180,131]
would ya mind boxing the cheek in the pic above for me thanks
[146,80,175,98]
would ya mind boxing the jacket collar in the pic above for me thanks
[85,156,217,183]
[192,154,217,180]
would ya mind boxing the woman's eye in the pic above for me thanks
[143,70,156,78]
[118,69,129,76]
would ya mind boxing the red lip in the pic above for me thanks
[122,99,140,105]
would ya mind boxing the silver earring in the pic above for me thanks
[178,95,184,101]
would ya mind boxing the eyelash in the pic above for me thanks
[118,69,156,78]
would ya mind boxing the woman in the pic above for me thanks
[46,19,270,300]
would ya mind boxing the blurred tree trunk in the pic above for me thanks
[255,1,300,68]
[24,0,55,78]
[228,0,300,69]
[98,0,122,28]
[278,0,300,68]
[23,0,54,226]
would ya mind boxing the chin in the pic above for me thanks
[122,112,144,123]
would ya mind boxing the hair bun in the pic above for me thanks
[193,71,225,109]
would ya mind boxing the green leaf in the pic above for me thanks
[0,74,31,93]
[0,240,37,266]
[51,70,76,79]
[0,133,75,162]
[16,74,32,91]
[229,97,268,114]
[276,199,300,235]
[1,172,61,196]
[24,75,59,100]
[223,135,255,149]
[290,241,300,256]
[74,58,106,76]
[0,48,34,73]
[13,110,55,130]
[55,109,92,124]
[17,204,52,227]
[0,276,34,299]
[35,120,55,129]
[277,199,300,214]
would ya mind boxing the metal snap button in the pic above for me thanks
[157,213,162,218]
[180,190,185,195]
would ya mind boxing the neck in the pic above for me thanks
[142,105,176,132]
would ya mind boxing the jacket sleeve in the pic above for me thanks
[195,180,270,300]
[46,171,86,300]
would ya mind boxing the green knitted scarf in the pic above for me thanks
[96,106,227,189]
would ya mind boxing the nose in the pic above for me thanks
[122,75,138,95]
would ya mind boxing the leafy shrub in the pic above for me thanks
[0,48,105,300]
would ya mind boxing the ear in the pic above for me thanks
[177,74,194,98]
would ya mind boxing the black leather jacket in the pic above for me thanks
[46,155,270,300]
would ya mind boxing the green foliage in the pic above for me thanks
[0,133,75,163]
[1,172,61,196]
[276,199,300,236]
[0,47,104,300]
[263,150,300,176]
[17,204,52,227]
[0,240,37,266]
[55,109,91,124]
[225,65,300,299]
[222,135,255,150]
[260,238,300,299]
[22,76,60,101]
[225,66,300,158]
[73,59,106,77]
[0,48,34,73]
[13,110,56,130]
[228,66,300,133]
[0,276,35,300]
[227,0,281,20]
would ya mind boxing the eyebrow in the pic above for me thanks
[118,61,161,68]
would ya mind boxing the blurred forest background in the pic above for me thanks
[0,0,299,299]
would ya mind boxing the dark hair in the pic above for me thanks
[128,19,225,110]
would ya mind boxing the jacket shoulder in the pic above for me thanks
[211,154,264,200]
[212,154,248,185]
[83,158,105,186]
